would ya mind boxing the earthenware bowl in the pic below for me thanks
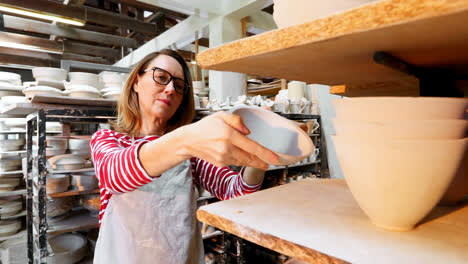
[48,233,87,264]
[0,219,22,237]
[46,174,70,194]
[68,72,99,88]
[48,155,86,171]
[23,86,63,98]
[47,197,74,217]
[0,196,23,217]
[229,106,315,165]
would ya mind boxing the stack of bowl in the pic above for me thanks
[99,71,125,100]
[31,67,67,90]
[332,97,468,231]
[64,72,102,99]
[33,136,68,157]
[68,136,91,159]
[0,72,21,86]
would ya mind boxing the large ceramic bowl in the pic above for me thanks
[48,233,87,264]
[0,219,21,237]
[68,72,99,88]
[71,174,98,191]
[333,119,468,139]
[48,155,86,171]
[47,197,74,217]
[0,196,22,217]
[46,174,70,194]
[64,85,101,99]
[273,0,377,28]
[229,106,315,165]
[32,67,67,81]
[23,86,63,98]
[0,139,25,151]
[332,135,467,231]
[333,97,468,121]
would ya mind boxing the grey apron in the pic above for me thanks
[93,159,204,264]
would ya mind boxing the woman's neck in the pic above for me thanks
[139,115,166,136]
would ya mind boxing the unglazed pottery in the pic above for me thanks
[48,233,87,264]
[333,119,468,139]
[0,72,21,85]
[71,174,98,191]
[333,97,468,121]
[47,197,74,217]
[64,85,101,99]
[102,91,120,100]
[332,135,467,231]
[48,154,86,171]
[46,174,70,194]
[0,219,21,237]
[0,196,22,217]
[32,67,67,81]
[287,81,305,101]
[0,139,25,151]
[273,0,377,28]
[23,86,63,98]
[229,106,315,165]
[68,72,99,88]
[0,158,22,172]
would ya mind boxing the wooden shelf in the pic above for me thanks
[0,101,114,117]
[197,0,468,97]
[0,170,23,176]
[197,179,468,264]
[49,188,99,198]
[0,188,26,197]
[47,167,94,174]
[47,210,98,236]
[0,150,26,155]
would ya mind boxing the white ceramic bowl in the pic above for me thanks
[32,67,67,81]
[0,90,23,97]
[103,91,120,100]
[48,233,87,264]
[332,135,467,231]
[0,158,22,172]
[0,178,20,192]
[0,72,21,84]
[333,97,468,121]
[46,174,70,194]
[0,196,22,217]
[68,72,99,88]
[229,106,315,165]
[0,219,22,237]
[68,137,91,150]
[47,197,74,217]
[23,86,63,98]
[48,154,86,171]
[0,139,25,151]
[100,86,121,94]
[0,96,28,105]
[64,85,101,99]
[333,119,468,139]
[273,0,378,28]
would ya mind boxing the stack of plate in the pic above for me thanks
[0,157,21,172]
[0,219,22,237]
[63,84,101,99]
[99,71,125,99]
[22,86,63,99]
[32,67,67,90]
[0,139,24,151]
[47,197,74,218]
[332,97,468,231]
[0,196,23,217]
[46,174,70,194]
[0,72,21,86]
[192,81,208,96]
[33,136,68,157]
[68,72,100,88]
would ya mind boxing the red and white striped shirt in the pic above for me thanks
[90,129,262,226]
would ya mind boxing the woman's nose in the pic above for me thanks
[163,80,176,94]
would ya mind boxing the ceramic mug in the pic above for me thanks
[275,102,289,113]
[289,102,305,114]
[308,148,320,162]
[306,120,320,134]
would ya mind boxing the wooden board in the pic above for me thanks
[0,189,26,197]
[49,189,99,198]
[47,210,98,236]
[0,101,114,117]
[31,95,117,107]
[197,0,468,97]
[197,179,468,264]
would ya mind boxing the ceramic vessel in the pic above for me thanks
[23,86,63,98]
[0,72,21,85]
[440,151,468,205]
[333,119,468,139]
[46,174,70,194]
[0,96,28,105]
[68,72,99,88]
[36,79,65,90]
[102,91,120,100]
[33,136,68,150]
[47,197,74,217]
[273,0,378,28]
[64,85,101,99]
[0,219,21,237]
[0,196,22,217]
[0,178,20,192]
[68,137,91,151]
[100,86,121,94]
[48,233,87,264]
[48,155,86,171]
[32,67,67,81]
[332,135,467,231]
[229,106,315,165]
[0,90,23,97]
[287,81,305,101]
[71,175,98,191]
[0,158,22,172]
[0,139,25,151]
[333,97,468,121]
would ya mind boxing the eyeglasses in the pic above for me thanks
[142,67,186,95]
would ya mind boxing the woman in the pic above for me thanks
[91,49,279,264]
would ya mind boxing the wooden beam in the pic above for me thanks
[63,41,121,59]
[0,53,58,67]
[0,31,62,53]
[0,0,159,34]
[3,15,138,48]
[61,53,110,64]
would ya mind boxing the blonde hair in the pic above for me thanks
[113,50,195,136]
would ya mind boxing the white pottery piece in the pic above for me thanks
[0,196,22,217]
[99,72,125,87]
[332,135,468,231]
[0,96,28,105]
[64,85,101,99]
[102,91,120,100]
[0,139,25,151]
[229,106,315,165]
[46,174,70,194]
[193,94,200,108]
[100,86,121,94]
[0,90,23,97]
[68,72,99,88]
[48,233,87,264]
[32,67,67,81]
[68,137,91,151]
[33,136,68,150]
[199,97,209,108]
[333,97,468,121]
[48,154,86,171]
[0,220,21,237]
[71,175,98,191]
[333,119,468,139]
[0,72,21,85]
[0,158,22,172]
[0,178,20,192]
[35,79,66,90]
[273,0,378,28]
[47,197,74,217]
[287,81,305,101]
[23,86,63,98]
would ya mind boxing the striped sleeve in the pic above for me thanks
[191,157,262,200]
[90,129,154,194]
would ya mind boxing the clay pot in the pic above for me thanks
[71,174,98,191]
[273,0,378,28]
[229,106,315,165]
[0,178,20,192]
[0,196,23,217]
[332,135,467,231]
[48,155,86,171]
[333,97,468,121]
[47,197,74,218]
[0,157,21,172]
[0,219,22,237]
[46,174,70,194]
[48,233,87,264]
[333,119,468,139]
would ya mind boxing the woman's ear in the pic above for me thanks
[133,76,140,93]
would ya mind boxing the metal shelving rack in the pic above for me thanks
[25,107,115,264]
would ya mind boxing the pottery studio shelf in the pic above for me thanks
[0,150,26,155]
[0,100,115,117]
[0,209,26,220]
[0,188,26,197]
[0,170,23,176]
[47,210,99,236]
[49,189,99,199]
[197,179,468,264]
[197,0,468,97]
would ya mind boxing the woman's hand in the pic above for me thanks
[180,111,279,170]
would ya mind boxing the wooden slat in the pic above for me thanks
[3,15,137,48]
[0,31,62,53]
[197,179,468,264]
[197,0,468,97]
[63,41,120,59]
[0,0,158,34]
[0,47,109,65]
[30,95,117,107]
[0,53,58,67]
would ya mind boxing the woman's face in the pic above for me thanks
[133,54,185,124]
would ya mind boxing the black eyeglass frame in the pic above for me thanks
[142,67,187,95]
